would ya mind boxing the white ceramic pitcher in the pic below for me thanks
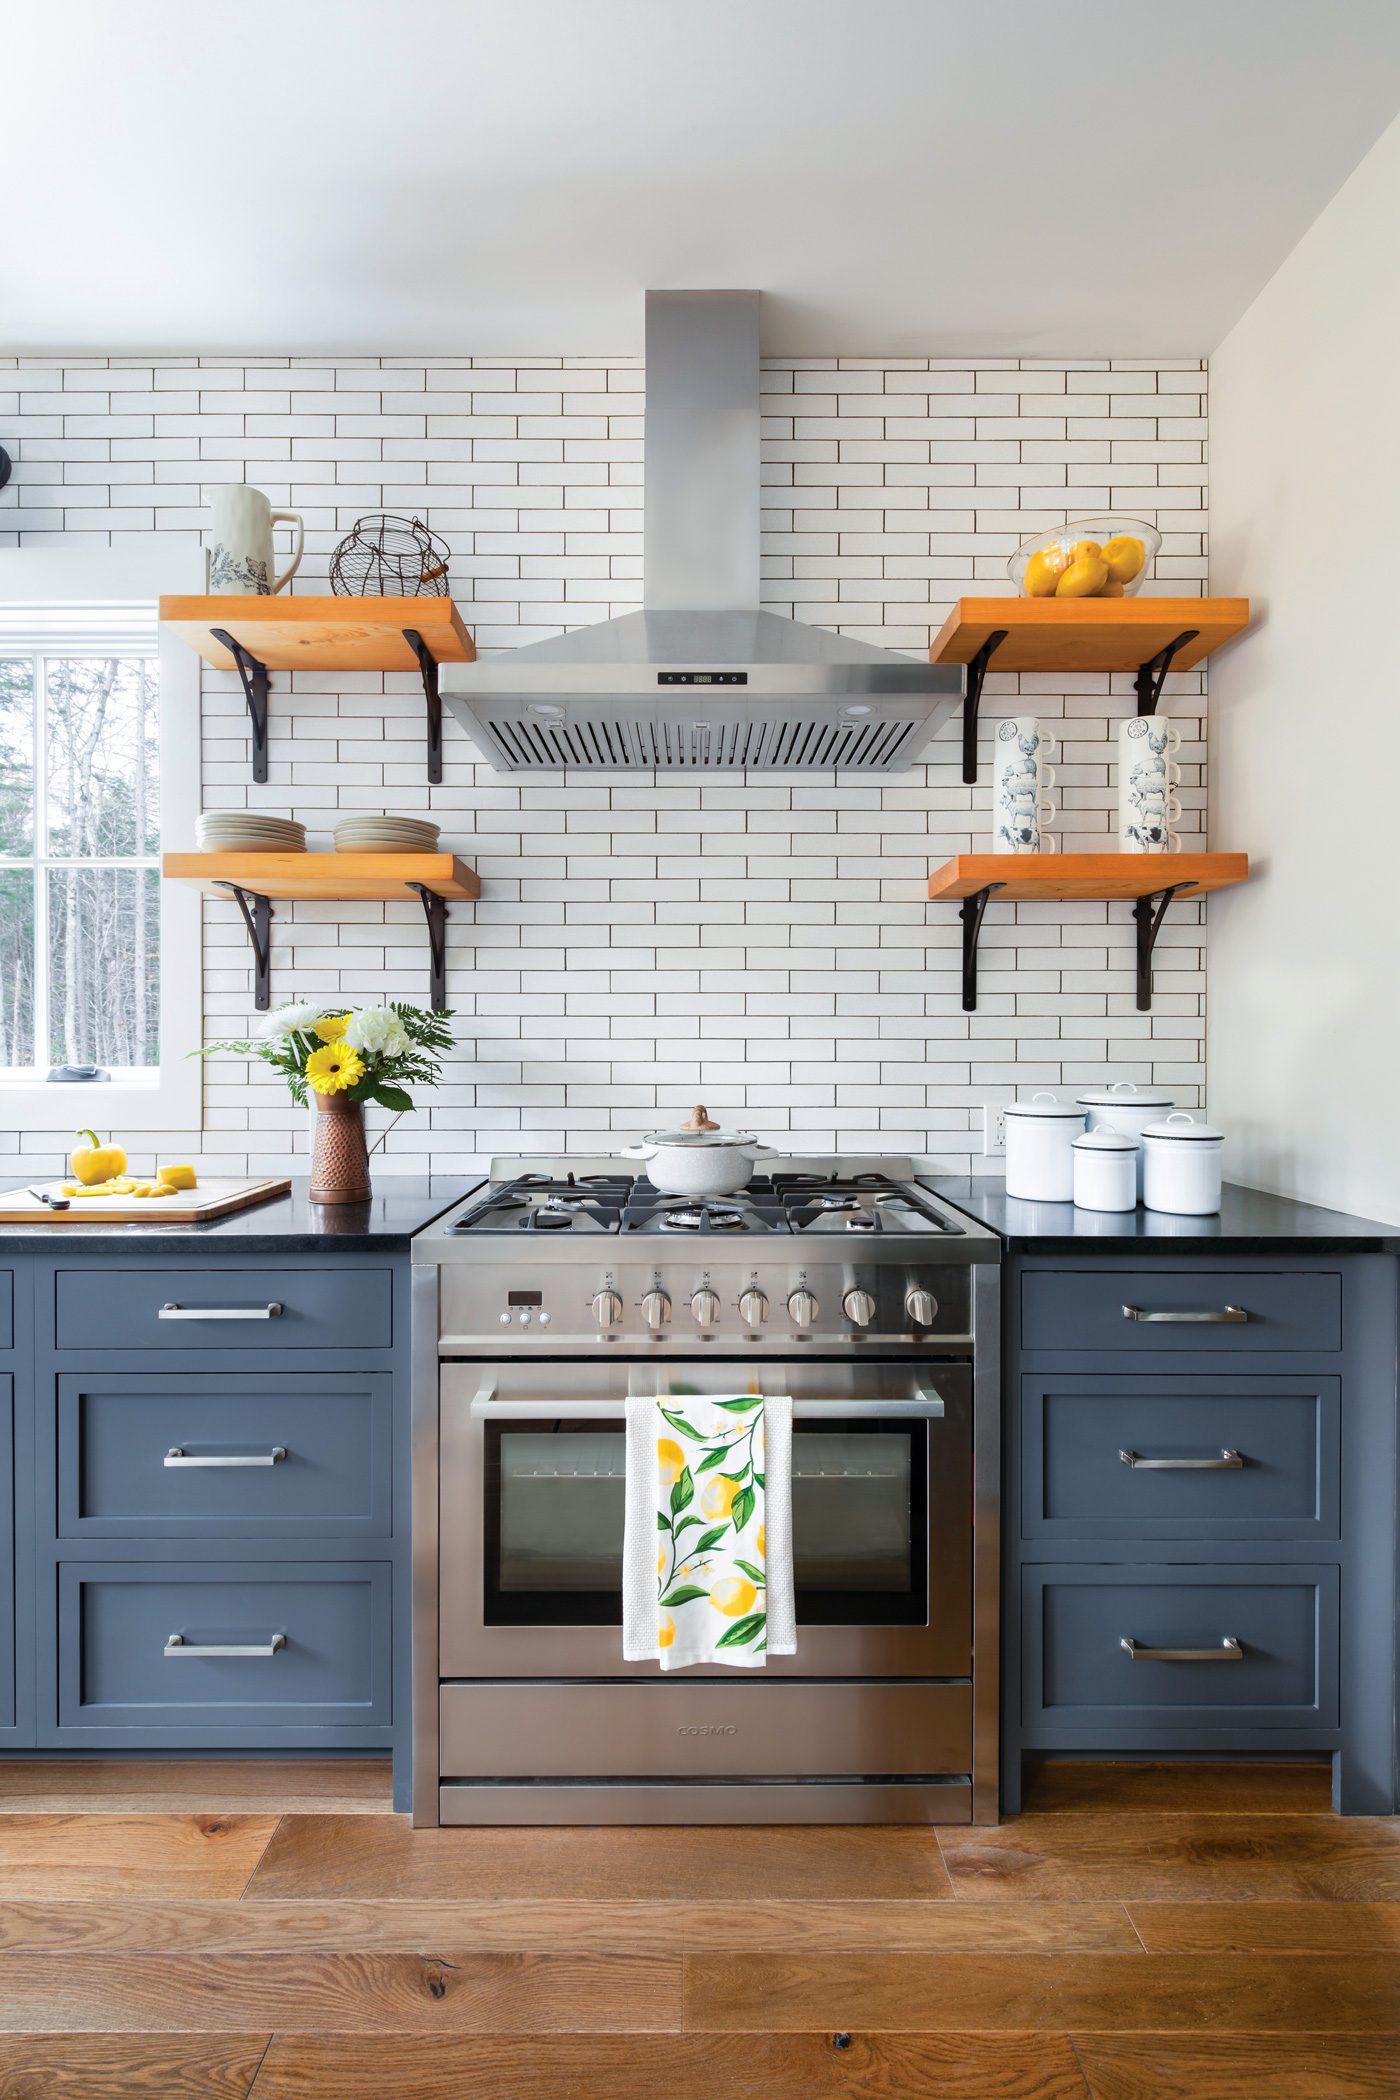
[205,485,304,595]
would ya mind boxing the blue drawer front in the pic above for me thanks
[55,1267,393,1351]
[0,1379,12,1730]
[59,1561,391,1732]
[1024,1375,1339,1540]
[1022,1269,1342,1354]
[1023,1563,1337,1731]
[0,1272,11,1351]
[59,1373,392,1539]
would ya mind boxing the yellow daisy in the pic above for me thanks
[305,1041,365,1095]
[314,1012,352,1043]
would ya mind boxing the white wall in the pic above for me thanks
[1209,113,1400,1224]
[0,353,1208,1177]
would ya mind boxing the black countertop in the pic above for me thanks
[926,1176,1399,1255]
[0,1176,484,1255]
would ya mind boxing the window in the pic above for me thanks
[0,642,161,1077]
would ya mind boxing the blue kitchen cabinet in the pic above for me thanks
[1001,1250,1399,1816]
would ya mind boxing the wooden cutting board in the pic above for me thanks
[0,1176,292,1224]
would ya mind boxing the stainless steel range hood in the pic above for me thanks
[442,291,961,772]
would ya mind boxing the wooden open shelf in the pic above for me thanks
[929,597,1250,675]
[163,853,478,1013]
[929,853,1249,1014]
[159,595,475,673]
[928,852,1248,903]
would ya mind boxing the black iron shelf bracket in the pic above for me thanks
[214,881,274,1012]
[403,628,443,784]
[1134,628,1199,716]
[959,881,1006,1012]
[962,629,1008,784]
[1133,881,1199,1011]
[406,881,449,1011]
[210,629,271,784]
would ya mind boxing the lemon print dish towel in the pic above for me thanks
[623,1393,795,1670]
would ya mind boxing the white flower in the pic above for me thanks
[344,1006,411,1060]
[259,1000,324,1041]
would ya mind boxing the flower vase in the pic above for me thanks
[309,1092,371,1203]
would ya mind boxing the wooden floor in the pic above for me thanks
[0,1760,1395,2097]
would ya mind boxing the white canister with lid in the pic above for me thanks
[1004,1091,1086,1202]
[1075,1080,1175,1196]
[1141,1111,1225,1216]
[1072,1126,1139,1213]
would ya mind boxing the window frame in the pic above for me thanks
[0,546,202,1134]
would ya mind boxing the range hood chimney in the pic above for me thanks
[442,291,961,771]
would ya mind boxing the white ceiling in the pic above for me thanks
[10,0,1400,358]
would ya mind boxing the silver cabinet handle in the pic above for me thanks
[1120,1636,1244,1662]
[165,1446,287,1468]
[1122,1304,1249,1323]
[159,1302,283,1321]
[468,1394,945,1422]
[1119,1447,1243,1470]
[164,1632,286,1658]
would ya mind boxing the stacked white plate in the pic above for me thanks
[197,812,307,853]
[333,814,441,855]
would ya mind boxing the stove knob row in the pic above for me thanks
[691,1287,721,1328]
[905,1286,939,1327]
[842,1286,877,1327]
[640,1289,671,1330]
[591,1288,623,1329]
[787,1287,818,1328]
[738,1287,769,1328]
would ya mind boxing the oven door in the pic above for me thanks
[439,1356,971,1679]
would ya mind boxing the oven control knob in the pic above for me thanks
[591,1288,623,1329]
[641,1289,671,1330]
[843,1287,878,1327]
[905,1287,939,1327]
[738,1288,769,1327]
[787,1287,818,1328]
[691,1287,721,1327]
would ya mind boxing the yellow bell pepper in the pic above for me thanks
[157,1163,198,1191]
[70,1130,126,1186]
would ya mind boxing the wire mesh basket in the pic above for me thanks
[329,513,451,597]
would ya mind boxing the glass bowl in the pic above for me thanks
[1008,516,1161,600]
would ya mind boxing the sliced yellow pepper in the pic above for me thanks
[157,1164,198,1191]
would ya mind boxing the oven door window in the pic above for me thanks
[483,1417,928,1627]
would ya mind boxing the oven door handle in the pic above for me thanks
[468,1394,945,1421]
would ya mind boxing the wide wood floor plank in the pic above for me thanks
[0,1950,680,2035]
[1129,1902,1400,1954]
[0,1895,1137,1955]
[245,1815,951,1901]
[683,1951,1400,2033]
[1022,1761,1333,1815]
[0,2034,268,2097]
[938,1815,1400,1903]
[0,1815,279,1900]
[248,2031,1092,2099]
[0,1761,390,1816]
[1073,2032,1400,2099]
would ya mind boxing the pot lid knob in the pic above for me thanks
[681,1104,720,1131]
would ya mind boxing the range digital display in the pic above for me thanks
[657,671,748,686]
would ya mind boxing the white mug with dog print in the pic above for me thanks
[1119,716,1183,852]
[993,715,1057,853]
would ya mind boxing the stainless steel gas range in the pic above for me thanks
[411,1155,1001,1827]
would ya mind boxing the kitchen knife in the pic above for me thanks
[28,1186,70,1210]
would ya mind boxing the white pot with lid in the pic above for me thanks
[1004,1091,1086,1202]
[1075,1080,1175,1196]
[1141,1111,1225,1216]
[1072,1126,1139,1213]
[622,1105,775,1197]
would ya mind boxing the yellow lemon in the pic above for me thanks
[1100,534,1145,585]
[756,1524,766,1561]
[1056,555,1109,598]
[1022,544,1067,598]
[1069,538,1103,564]
[1098,576,1125,597]
[700,1474,743,1521]
[658,1612,676,1649]
[711,1576,758,1618]
[657,1438,685,1486]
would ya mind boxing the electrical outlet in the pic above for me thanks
[982,1103,1007,1158]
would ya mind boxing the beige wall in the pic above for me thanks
[1209,112,1400,1224]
